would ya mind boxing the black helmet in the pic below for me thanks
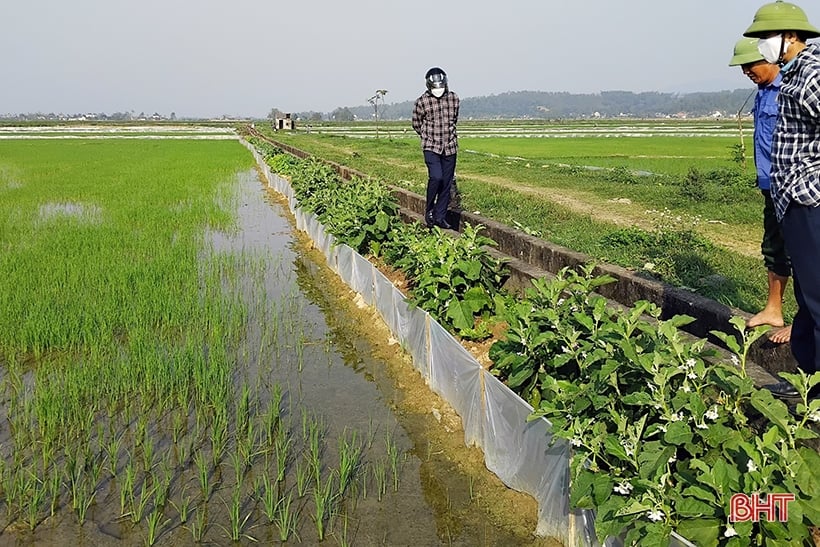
[425,67,448,93]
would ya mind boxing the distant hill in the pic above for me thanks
[323,89,757,121]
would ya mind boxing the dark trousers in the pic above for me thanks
[781,203,820,373]
[423,150,457,223]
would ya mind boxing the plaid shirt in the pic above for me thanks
[412,90,459,156]
[771,43,820,220]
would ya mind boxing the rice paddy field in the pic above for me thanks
[0,132,553,546]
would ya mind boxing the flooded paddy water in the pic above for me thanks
[0,135,558,546]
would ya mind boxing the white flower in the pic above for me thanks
[730,355,740,367]
[809,410,820,423]
[613,481,634,495]
[570,437,582,447]
[647,509,664,522]
[685,358,696,368]
[682,385,692,393]
[724,525,738,538]
[668,455,677,463]
[696,423,709,430]
[658,425,667,433]
[705,407,719,421]
[687,372,698,380]
[669,412,683,422]
[747,460,758,472]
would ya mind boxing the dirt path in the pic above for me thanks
[459,172,762,259]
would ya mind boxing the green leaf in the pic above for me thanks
[664,420,693,446]
[675,518,721,547]
[445,299,474,332]
[675,496,719,518]
[637,441,675,481]
[750,389,792,437]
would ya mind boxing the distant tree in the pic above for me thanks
[367,89,388,137]
[331,107,355,122]
[170,112,176,121]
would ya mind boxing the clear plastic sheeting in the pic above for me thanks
[428,320,485,448]
[243,139,697,547]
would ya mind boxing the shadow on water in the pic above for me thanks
[0,169,558,546]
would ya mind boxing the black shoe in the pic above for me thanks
[764,380,800,398]
[435,219,452,230]
[425,212,435,229]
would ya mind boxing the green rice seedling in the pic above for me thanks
[47,466,61,517]
[337,430,363,497]
[73,478,96,526]
[120,455,136,516]
[312,472,336,541]
[295,460,311,497]
[274,428,292,483]
[170,486,192,524]
[228,448,245,486]
[220,485,255,543]
[235,383,251,440]
[188,505,207,543]
[273,489,298,542]
[210,410,228,467]
[104,432,123,478]
[385,434,401,492]
[262,394,281,448]
[171,409,187,445]
[153,460,173,510]
[23,472,47,531]
[130,480,157,524]
[373,460,387,502]
[194,450,213,500]
[256,473,279,524]
[334,512,355,547]
[146,505,171,546]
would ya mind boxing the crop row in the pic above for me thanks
[248,135,820,547]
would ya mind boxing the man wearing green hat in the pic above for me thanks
[744,0,820,398]
[729,38,791,345]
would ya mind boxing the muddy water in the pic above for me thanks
[4,169,559,546]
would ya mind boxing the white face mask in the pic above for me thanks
[431,87,446,98]
[758,34,784,64]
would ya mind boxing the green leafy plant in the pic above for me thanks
[490,266,820,546]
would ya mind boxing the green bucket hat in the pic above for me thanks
[743,0,820,38]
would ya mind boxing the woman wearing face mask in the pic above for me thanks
[412,67,460,230]
[743,0,820,400]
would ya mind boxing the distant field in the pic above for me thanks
[260,120,793,320]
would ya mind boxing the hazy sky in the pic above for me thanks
[3,0,818,118]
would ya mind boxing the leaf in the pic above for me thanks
[445,299,474,332]
[681,484,717,504]
[604,435,629,462]
[637,441,675,481]
[675,496,719,518]
[506,367,534,389]
[664,420,693,446]
[750,389,792,437]
[675,518,721,547]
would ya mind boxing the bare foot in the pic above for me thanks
[746,310,785,329]
[769,325,792,344]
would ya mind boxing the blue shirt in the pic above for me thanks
[754,74,781,191]
[771,43,820,220]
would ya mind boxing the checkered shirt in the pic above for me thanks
[771,43,820,220]
[411,90,459,156]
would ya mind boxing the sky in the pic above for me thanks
[2,0,819,119]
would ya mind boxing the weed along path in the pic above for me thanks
[0,137,555,546]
